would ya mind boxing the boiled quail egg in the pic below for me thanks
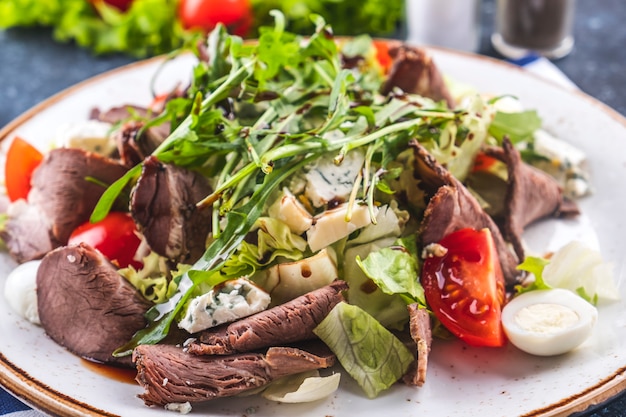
[501,288,597,356]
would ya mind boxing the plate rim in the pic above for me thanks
[1,45,625,417]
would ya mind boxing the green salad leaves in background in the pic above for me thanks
[0,0,404,57]
[0,0,186,56]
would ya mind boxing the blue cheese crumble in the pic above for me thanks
[178,278,270,334]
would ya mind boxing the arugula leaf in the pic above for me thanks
[90,164,142,223]
[313,302,414,398]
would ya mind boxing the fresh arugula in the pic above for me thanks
[108,15,475,370]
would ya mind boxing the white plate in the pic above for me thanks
[1,48,625,417]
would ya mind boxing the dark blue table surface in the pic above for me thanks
[0,0,624,416]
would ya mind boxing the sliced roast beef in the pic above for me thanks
[485,139,580,260]
[1,148,127,264]
[381,44,455,109]
[111,120,164,168]
[130,156,213,264]
[94,105,170,165]
[410,141,520,285]
[133,343,336,406]
[37,243,152,367]
[402,304,432,387]
[0,200,55,263]
[186,280,348,356]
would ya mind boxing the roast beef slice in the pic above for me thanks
[485,138,579,260]
[381,44,455,109]
[37,243,152,367]
[2,148,127,264]
[410,141,520,285]
[130,156,212,264]
[402,303,432,387]
[186,280,348,355]
[133,343,336,406]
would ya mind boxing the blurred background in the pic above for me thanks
[0,0,624,129]
[0,0,625,416]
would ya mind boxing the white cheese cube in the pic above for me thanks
[268,188,313,234]
[263,248,338,304]
[307,202,376,253]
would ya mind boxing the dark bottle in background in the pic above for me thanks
[492,0,576,59]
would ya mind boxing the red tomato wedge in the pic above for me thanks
[421,228,506,347]
[372,40,393,74]
[68,212,143,269]
[179,0,252,37]
[4,137,44,202]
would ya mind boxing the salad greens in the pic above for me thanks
[0,0,403,57]
[100,12,553,397]
[249,0,404,38]
[0,0,186,57]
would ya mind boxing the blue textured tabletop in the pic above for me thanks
[0,0,625,416]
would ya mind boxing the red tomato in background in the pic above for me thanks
[89,0,134,12]
[68,212,143,269]
[421,228,506,347]
[179,0,252,37]
[372,40,393,74]
[4,137,44,202]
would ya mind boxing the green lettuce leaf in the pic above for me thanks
[221,217,307,277]
[488,110,542,144]
[356,236,425,306]
[313,302,414,398]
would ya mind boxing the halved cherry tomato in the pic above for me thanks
[372,40,393,74]
[4,137,44,202]
[421,228,506,347]
[178,0,252,37]
[68,212,143,269]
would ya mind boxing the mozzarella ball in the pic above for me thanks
[3,260,41,324]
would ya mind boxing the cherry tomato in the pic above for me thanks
[471,152,501,174]
[68,212,143,269]
[372,40,393,74]
[89,0,134,12]
[421,228,506,347]
[4,137,44,202]
[178,0,252,37]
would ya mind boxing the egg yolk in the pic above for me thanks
[514,303,579,334]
